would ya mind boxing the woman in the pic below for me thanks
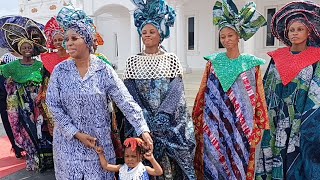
[0,19,50,171]
[121,0,196,179]
[37,16,70,136]
[0,16,43,159]
[0,51,24,158]
[47,7,153,179]
[255,1,320,179]
[192,0,269,179]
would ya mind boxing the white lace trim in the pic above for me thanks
[119,162,147,180]
[123,53,183,79]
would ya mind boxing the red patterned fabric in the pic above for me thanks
[44,17,64,49]
[192,62,211,180]
[268,47,320,85]
[40,52,69,74]
[246,66,269,180]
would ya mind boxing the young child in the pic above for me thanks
[95,137,163,180]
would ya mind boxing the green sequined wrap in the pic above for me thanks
[205,53,265,92]
[95,53,112,67]
[0,60,43,85]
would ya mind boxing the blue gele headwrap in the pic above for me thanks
[131,0,176,42]
[57,7,95,53]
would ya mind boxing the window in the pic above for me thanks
[114,33,118,58]
[266,8,276,46]
[188,17,195,50]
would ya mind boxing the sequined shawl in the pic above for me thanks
[204,53,265,92]
[0,60,43,85]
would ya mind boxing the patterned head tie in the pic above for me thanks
[0,17,47,56]
[44,17,64,49]
[17,38,34,53]
[57,7,95,53]
[93,25,104,46]
[124,137,144,152]
[213,0,267,41]
[271,0,320,47]
[131,0,176,42]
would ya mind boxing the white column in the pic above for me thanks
[129,10,140,55]
[176,5,191,73]
[169,21,177,54]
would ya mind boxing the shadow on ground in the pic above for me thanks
[1,168,55,180]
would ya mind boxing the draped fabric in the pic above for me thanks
[122,77,196,180]
[1,60,53,171]
[46,56,149,179]
[255,60,320,180]
[36,52,70,136]
[193,61,269,180]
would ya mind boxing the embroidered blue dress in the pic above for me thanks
[122,53,196,180]
[46,56,150,180]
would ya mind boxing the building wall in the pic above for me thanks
[19,0,320,72]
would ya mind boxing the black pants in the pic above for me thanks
[0,74,23,156]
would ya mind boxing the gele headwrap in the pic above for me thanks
[44,17,64,49]
[1,18,47,56]
[271,0,320,47]
[57,7,95,53]
[0,16,46,55]
[131,0,176,42]
[124,138,144,152]
[213,0,267,41]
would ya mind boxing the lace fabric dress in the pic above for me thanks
[122,53,196,180]
[119,162,149,180]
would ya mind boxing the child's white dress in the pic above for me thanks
[119,162,149,180]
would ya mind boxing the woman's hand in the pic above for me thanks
[141,132,153,152]
[75,132,96,148]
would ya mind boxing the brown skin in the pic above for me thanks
[93,35,98,53]
[219,27,241,59]
[53,33,68,58]
[65,29,91,78]
[288,21,309,52]
[95,146,163,176]
[19,42,35,65]
[142,24,161,54]
[12,51,22,59]
[66,29,153,150]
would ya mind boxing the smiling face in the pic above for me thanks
[287,21,309,46]
[141,24,161,48]
[124,147,141,168]
[65,29,89,59]
[53,33,64,50]
[19,42,34,58]
[219,27,240,50]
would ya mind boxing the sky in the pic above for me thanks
[0,0,19,17]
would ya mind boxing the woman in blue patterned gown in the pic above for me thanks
[256,1,320,179]
[46,7,153,180]
[120,0,196,179]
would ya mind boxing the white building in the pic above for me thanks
[19,0,320,72]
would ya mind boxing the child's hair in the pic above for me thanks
[123,137,144,155]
